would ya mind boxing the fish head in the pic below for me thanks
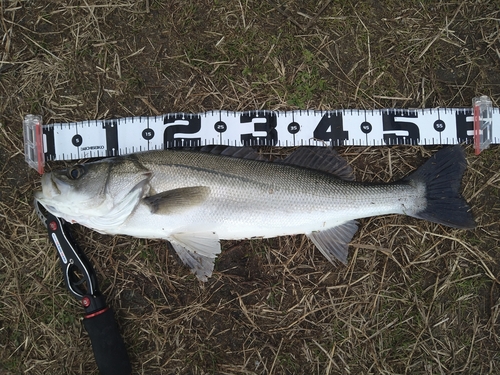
[35,157,151,228]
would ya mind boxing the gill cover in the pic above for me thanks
[35,156,151,230]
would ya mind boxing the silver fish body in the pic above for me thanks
[35,146,474,281]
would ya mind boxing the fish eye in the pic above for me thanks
[68,165,85,180]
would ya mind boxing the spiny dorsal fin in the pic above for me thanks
[280,147,355,181]
[143,186,210,215]
[307,220,358,264]
[198,145,266,161]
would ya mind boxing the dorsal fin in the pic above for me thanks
[198,146,266,161]
[280,147,355,181]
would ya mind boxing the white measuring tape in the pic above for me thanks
[23,96,496,174]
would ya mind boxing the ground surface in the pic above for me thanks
[1,1,499,374]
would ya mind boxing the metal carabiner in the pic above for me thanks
[34,199,106,314]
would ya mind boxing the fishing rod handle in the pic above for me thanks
[82,307,132,375]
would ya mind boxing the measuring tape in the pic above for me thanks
[24,96,496,174]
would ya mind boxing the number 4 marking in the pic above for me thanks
[313,113,348,145]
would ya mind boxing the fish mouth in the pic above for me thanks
[37,173,62,199]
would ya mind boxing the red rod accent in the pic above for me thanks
[85,307,109,319]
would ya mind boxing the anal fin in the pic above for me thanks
[307,221,358,264]
[169,231,221,281]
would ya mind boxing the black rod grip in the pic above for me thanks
[83,308,132,375]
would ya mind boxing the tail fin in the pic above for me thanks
[405,146,475,229]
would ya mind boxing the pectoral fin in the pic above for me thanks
[169,231,221,281]
[307,221,358,264]
[143,186,210,215]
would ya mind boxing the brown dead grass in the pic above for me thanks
[1,1,500,374]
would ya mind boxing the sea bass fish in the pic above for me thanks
[34,146,475,281]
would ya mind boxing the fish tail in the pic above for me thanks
[404,146,475,229]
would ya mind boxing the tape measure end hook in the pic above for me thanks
[23,114,45,175]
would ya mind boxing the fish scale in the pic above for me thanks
[138,152,415,231]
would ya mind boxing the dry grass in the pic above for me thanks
[1,1,500,374]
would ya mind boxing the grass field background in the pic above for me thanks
[0,1,499,374]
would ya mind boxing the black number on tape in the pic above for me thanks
[313,112,348,145]
[382,111,420,145]
[360,122,372,134]
[103,120,118,156]
[164,114,202,148]
[44,126,56,161]
[433,120,445,132]
[214,121,227,133]
[142,128,155,140]
[72,134,83,146]
[240,111,278,146]
[455,110,474,143]
[288,122,300,134]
